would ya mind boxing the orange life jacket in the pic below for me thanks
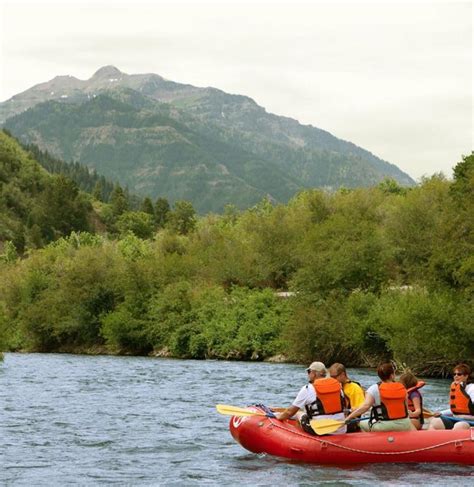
[372,382,408,421]
[305,377,345,417]
[450,382,474,415]
[406,381,425,425]
[406,381,425,412]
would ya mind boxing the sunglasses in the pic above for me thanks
[453,372,465,376]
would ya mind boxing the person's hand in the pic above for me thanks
[432,411,441,417]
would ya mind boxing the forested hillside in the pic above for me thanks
[0,131,199,249]
[0,151,472,376]
[25,143,116,202]
[0,131,93,251]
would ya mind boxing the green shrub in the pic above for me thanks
[362,289,474,375]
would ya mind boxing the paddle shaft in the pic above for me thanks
[310,416,370,434]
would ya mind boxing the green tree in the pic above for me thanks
[116,211,155,239]
[155,197,170,228]
[35,174,91,242]
[293,189,391,296]
[140,197,154,216]
[360,288,474,375]
[377,178,405,195]
[110,184,129,216]
[384,175,450,283]
[0,241,18,263]
[451,153,474,201]
[168,200,196,235]
[92,180,105,201]
[429,154,474,291]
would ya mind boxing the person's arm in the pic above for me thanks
[409,395,422,419]
[345,393,374,422]
[276,405,299,421]
[276,385,308,421]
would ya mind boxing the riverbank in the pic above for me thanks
[1,160,473,377]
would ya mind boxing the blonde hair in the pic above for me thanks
[329,363,346,376]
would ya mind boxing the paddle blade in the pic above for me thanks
[216,404,266,417]
[310,418,344,435]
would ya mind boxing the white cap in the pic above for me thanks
[306,361,327,375]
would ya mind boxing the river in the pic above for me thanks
[1,353,473,486]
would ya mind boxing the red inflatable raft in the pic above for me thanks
[229,411,474,465]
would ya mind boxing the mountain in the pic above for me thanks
[1,66,414,213]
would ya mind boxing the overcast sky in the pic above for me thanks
[1,0,472,180]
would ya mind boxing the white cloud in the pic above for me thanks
[0,1,472,179]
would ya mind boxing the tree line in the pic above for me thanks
[0,131,472,376]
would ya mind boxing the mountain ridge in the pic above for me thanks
[1,66,414,213]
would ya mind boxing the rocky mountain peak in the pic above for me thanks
[91,66,124,80]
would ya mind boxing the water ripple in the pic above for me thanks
[1,353,473,486]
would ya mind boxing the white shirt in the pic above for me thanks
[366,383,382,406]
[292,383,346,434]
[463,383,474,401]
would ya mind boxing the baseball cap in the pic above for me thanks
[306,361,327,374]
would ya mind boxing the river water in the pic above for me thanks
[1,353,473,486]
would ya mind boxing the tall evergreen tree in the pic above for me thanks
[93,180,105,202]
[110,184,129,216]
[155,197,170,228]
[140,197,154,216]
[168,200,196,235]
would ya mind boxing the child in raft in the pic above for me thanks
[399,371,425,430]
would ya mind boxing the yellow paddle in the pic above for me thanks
[310,418,346,435]
[311,408,435,434]
[422,408,435,418]
[310,417,369,435]
[216,404,275,417]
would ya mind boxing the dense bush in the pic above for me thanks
[0,153,473,376]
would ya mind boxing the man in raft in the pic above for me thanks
[329,363,365,410]
[344,362,414,432]
[429,363,474,431]
[275,361,347,435]
[329,363,365,432]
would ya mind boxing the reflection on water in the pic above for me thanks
[1,353,473,485]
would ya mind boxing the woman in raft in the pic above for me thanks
[344,362,414,431]
[429,363,474,431]
[399,371,425,430]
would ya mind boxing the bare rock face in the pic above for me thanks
[153,347,172,358]
[91,65,124,80]
[265,354,289,363]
